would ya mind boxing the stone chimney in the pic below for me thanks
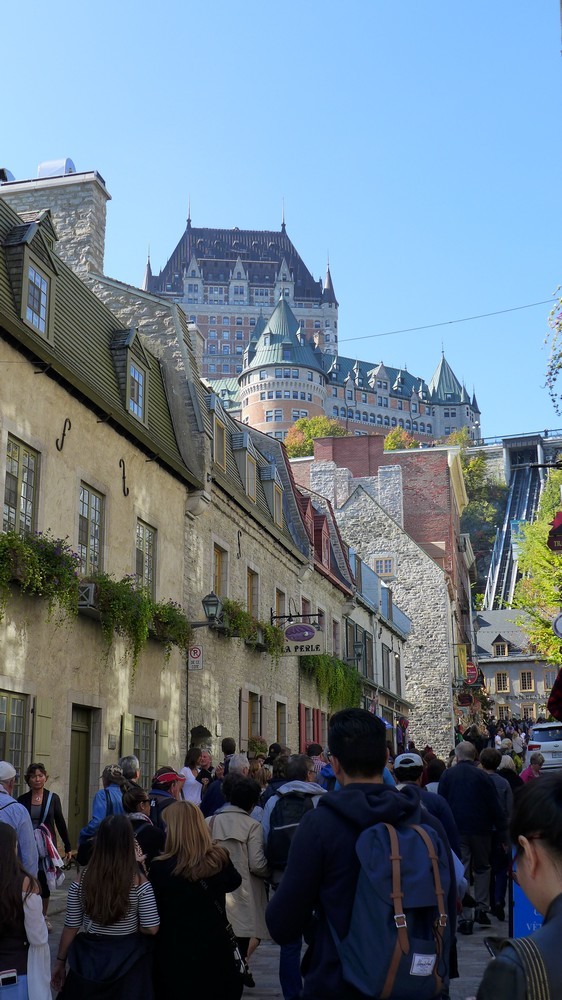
[0,168,111,279]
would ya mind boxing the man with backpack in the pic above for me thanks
[266,709,456,1000]
[262,754,326,1000]
[148,766,185,829]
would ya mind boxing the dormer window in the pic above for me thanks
[26,264,49,334]
[128,361,146,421]
[214,417,226,471]
[247,456,257,502]
[494,642,508,657]
[274,486,283,527]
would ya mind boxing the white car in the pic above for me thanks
[526,722,562,770]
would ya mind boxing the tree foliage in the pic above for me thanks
[546,293,562,414]
[383,427,420,451]
[514,469,562,664]
[446,427,508,591]
[284,416,350,458]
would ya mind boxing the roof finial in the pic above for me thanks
[187,196,191,227]
[441,340,444,356]
[281,197,286,233]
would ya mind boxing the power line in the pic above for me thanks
[341,298,554,344]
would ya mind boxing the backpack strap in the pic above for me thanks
[507,937,550,1000]
[105,788,113,816]
[411,824,447,998]
[41,791,53,825]
[380,823,409,1000]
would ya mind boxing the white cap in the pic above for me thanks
[0,761,17,782]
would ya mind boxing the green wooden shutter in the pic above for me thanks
[156,720,169,768]
[121,713,135,757]
[239,688,249,752]
[32,698,52,773]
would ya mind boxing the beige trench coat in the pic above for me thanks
[208,804,270,939]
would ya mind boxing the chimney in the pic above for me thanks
[0,160,111,279]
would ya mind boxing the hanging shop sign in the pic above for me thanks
[547,512,562,552]
[283,622,325,656]
[466,661,479,685]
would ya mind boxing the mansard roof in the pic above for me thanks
[245,296,324,374]
[428,354,463,403]
[322,355,430,399]
[151,222,323,300]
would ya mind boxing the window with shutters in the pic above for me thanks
[248,691,261,738]
[3,436,39,535]
[247,568,259,618]
[134,716,154,789]
[0,691,27,797]
[276,701,287,744]
[78,483,104,575]
[213,544,228,598]
[135,520,156,596]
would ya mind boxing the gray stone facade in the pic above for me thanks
[308,460,455,755]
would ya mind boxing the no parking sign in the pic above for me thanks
[188,645,204,671]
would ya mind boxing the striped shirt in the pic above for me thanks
[64,877,159,935]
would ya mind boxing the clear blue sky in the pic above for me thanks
[3,1,562,438]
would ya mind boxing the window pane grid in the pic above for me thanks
[136,520,155,595]
[26,266,48,333]
[133,716,154,789]
[0,692,26,797]
[129,363,145,419]
[3,437,38,535]
[78,484,104,575]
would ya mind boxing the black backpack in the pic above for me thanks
[266,790,314,869]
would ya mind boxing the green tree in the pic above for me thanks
[514,469,562,664]
[284,416,350,458]
[383,427,420,451]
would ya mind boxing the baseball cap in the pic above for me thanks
[0,761,17,782]
[152,766,185,786]
[394,753,424,770]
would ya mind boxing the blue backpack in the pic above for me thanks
[330,820,451,1000]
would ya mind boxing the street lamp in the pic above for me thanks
[190,592,224,629]
[347,641,364,665]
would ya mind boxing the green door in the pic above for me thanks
[68,707,91,850]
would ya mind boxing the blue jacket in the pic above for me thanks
[266,782,456,1000]
[0,788,38,876]
[79,783,124,842]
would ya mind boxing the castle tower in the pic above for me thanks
[239,295,327,438]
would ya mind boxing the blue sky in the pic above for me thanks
[3,1,561,437]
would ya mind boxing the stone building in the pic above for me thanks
[290,440,478,754]
[0,195,203,846]
[0,159,413,765]
[477,609,553,722]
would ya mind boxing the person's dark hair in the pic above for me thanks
[81,815,139,925]
[307,743,323,757]
[395,764,423,783]
[328,709,387,778]
[24,762,47,785]
[0,825,37,933]
[268,742,282,757]
[286,754,314,782]
[426,758,446,783]
[272,754,290,780]
[224,775,261,812]
[511,772,562,865]
[480,748,501,772]
[184,747,202,770]
[221,737,236,756]
[122,785,149,814]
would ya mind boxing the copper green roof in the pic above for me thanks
[245,296,324,374]
[428,354,463,403]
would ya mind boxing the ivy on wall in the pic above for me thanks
[300,653,362,710]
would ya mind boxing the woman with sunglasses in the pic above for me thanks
[477,772,562,999]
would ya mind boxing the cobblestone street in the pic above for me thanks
[48,882,506,999]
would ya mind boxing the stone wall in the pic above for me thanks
[0,173,110,277]
[307,463,455,755]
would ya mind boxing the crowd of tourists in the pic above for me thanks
[0,711,561,999]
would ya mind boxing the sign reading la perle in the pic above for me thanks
[282,622,325,656]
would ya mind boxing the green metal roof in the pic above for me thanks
[245,296,324,374]
[428,355,463,403]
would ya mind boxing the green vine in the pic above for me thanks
[94,574,153,673]
[221,598,284,664]
[300,653,362,710]
[151,599,193,661]
[0,530,80,622]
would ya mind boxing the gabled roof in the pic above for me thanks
[151,222,323,301]
[245,296,324,373]
[0,198,202,489]
[428,354,463,403]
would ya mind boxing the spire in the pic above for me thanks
[281,197,286,233]
[142,247,152,292]
[322,263,338,305]
[428,354,463,402]
[187,196,191,228]
[471,389,480,413]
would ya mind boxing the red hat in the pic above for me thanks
[152,766,185,787]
